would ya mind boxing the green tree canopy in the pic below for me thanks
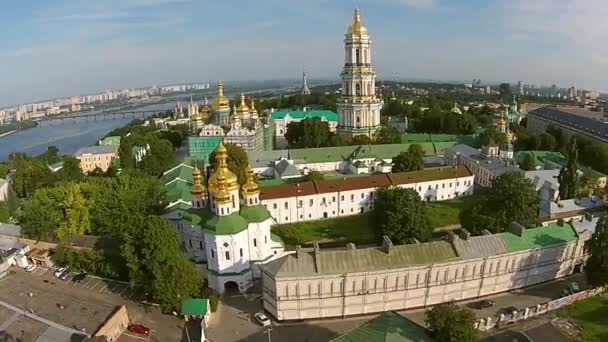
[585,214,608,287]
[460,172,538,234]
[374,126,401,144]
[373,187,432,243]
[285,117,334,148]
[209,143,249,184]
[520,153,538,171]
[426,301,478,342]
[558,138,579,200]
[392,144,424,173]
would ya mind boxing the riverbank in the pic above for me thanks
[0,130,16,138]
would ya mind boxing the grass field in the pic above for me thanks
[558,294,608,342]
[271,198,470,246]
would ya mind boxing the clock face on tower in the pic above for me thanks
[337,8,383,138]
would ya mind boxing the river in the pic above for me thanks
[0,83,305,161]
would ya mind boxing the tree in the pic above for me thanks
[0,163,8,178]
[373,187,432,243]
[538,133,557,151]
[558,138,579,200]
[477,127,506,147]
[374,126,400,145]
[21,183,91,240]
[0,202,9,222]
[350,135,372,146]
[285,118,334,148]
[88,167,105,177]
[209,143,249,184]
[139,137,175,176]
[426,301,478,342]
[122,216,202,310]
[392,144,424,173]
[585,214,608,286]
[520,153,538,171]
[460,173,538,234]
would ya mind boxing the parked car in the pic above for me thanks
[128,324,150,336]
[72,272,87,284]
[469,300,496,309]
[570,282,580,293]
[254,312,271,327]
[54,267,68,278]
[57,269,69,281]
[24,264,37,272]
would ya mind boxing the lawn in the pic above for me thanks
[271,213,377,246]
[271,198,471,246]
[558,294,608,342]
[427,198,470,228]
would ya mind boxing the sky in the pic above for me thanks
[1,0,608,107]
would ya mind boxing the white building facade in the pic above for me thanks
[260,167,474,225]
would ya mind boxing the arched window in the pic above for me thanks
[356,83,361,96]
[240,248,243,257]
[356,49,360,64]
[367,84,371,95]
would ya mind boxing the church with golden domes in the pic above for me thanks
[164,143,284,293]
[186,81,274,159]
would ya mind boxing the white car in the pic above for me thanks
[54,267,68,278]
[24,264,37,272]
[254,312,271,327]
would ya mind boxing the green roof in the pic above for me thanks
[99,136,121,146]
[204,212,249,235]
[162,163,194,185]
[400,133,432,143]
[501,223,578,253]
[271,110,337,121]
[181,298,209,316]
[514,151,606,178]
[289,143,437,164]
[263,241,458,277]
[331,311,433,342]
[165,179,192,204]
[239,205,272,223]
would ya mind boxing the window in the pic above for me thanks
[298,200,303,208]
[273,203,277,209]
[211,250,215,259]
[370,192,374,199]
[361,193,364,199]
[240,248,243,257]
[449,182,452,187]
[356,83,361,96]
[309,199,314,206]
[332,196,336,202]
[428,185,431,190]
[285,216,288,221]
[253,238,257,247]
[355,48,360,64]
[225,251,230,260]
[341,195,344,201]
[418,186,422,191]
[188,240,192,248]
[350,194,354,201]
[341,210,344,214]
[442,183,445,188]
[265,236,268,244]
[435,184,438,189]
[284,202,288,209]
[200,241,203,250]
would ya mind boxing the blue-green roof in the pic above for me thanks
[181,298,209,316]
[501,223,578,253]
[180,205,272,235]
[271,110,337,122]
[330,311,433,342]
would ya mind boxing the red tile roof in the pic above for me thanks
[259,182,317,200]
[314,174,391,194]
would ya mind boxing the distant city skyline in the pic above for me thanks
[2,0,608,107]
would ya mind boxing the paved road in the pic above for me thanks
[205,273,588,342]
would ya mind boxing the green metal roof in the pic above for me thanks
[99,136,121,146]
[239,205,272,223]
[264,241,458,277]
[162,163,194,185]
[204,212,249,235]
[181,298,209,316]
[330,311,433,342]
[501,223,578,253]
[165,179,192,204]
[289,143,436,164]
[271,110,337,121]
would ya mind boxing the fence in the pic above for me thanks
[474,286,605,331]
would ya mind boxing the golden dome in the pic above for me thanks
[191,165,207,196]
[241,164,259,196]
[346,8,368,35]
[250,99,258,115]
[208,143,239,195]
[212,80,230,111]
[236,93,249,114]
[214,175,232,204]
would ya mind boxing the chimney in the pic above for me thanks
[446,231,459,241]
[457,228,471,240]
[510,222,525,237]
[382,235,393,254]
[346,242,356,250]
[313,243,321,273]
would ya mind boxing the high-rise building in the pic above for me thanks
[301,68,311,95]
[336,8,383,138]
[517,81,524,95]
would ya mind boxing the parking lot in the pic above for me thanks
[0,267,187,341]
[28,266,133,298]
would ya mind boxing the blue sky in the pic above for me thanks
[1,0,608,106]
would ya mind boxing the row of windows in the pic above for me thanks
[274,192,375,210]
[208,236,269,261]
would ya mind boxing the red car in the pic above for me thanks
[127,324,150,336]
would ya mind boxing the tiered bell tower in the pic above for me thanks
[337,8,383,138]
